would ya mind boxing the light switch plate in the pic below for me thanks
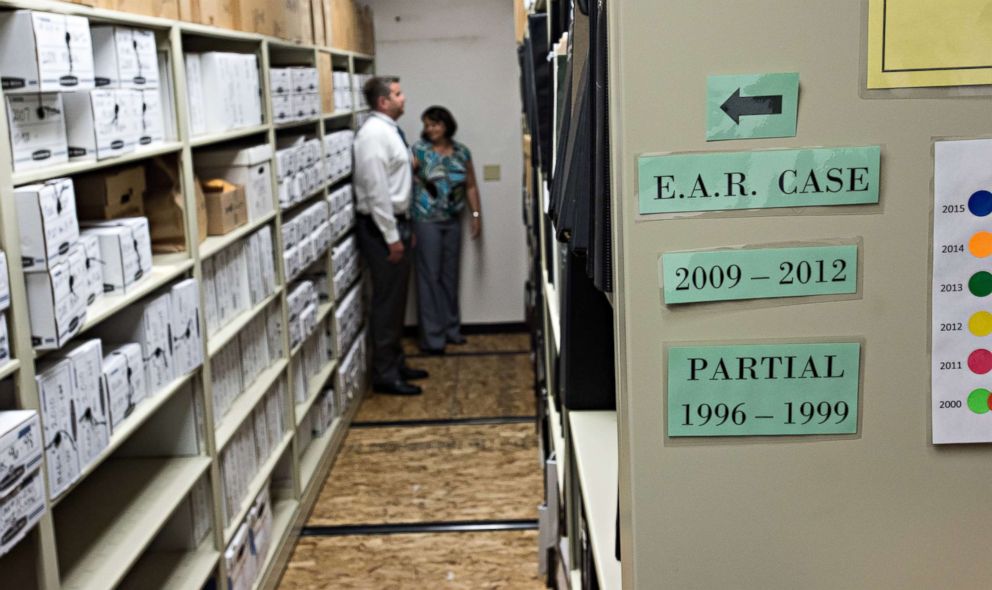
[483,164,501,181]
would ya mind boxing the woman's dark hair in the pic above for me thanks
[421,105,457,140]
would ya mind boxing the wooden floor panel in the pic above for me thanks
[402,332,531,356]
[307,423,541,526]
[279,530,544,590]
[356,353,535,423]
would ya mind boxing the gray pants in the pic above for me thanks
[413,218,463,351]
[356,214,411,384]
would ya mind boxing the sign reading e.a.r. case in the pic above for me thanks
[667,342,861,437]
[639,146,880,215]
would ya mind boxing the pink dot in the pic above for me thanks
[968,349,992,374]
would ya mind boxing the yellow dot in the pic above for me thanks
[969,311,992,336]
[969,232,992,258]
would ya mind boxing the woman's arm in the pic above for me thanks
[465,158,482,239]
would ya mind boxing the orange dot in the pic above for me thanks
[969,232,992,258]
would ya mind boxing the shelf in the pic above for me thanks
[353,107,370,114]
[568,411,620,590]
[0,358,20,381]
[327,171,351,187]
[56,456,212,590]
[294,359,337,428]
[274,118,320,132]
[215,358,289,451]
[190,124,271,148]
[199,211,278,261]
[281,185,330,214]
[37,254,193,355]
[207,288,282,357]
[289,302,333,358]
[250,499,298,590]
[119,537,219,590]
[298,418,340,490]
[324,110,353,120]
[223,432,293,545]
[53,371,197,506]
[13,142,184,186]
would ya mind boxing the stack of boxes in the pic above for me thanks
[275,137,324,210]
[0,411,45,557]
[210,302,283,425]
[334,326,367,410]
[331,71,353,112]
[281,200,331,282]
[32,279,202,499]
[332,283,363,358]
[322,129,354,182]
[270,66,320,124]
[195,144,275,225]
[225,486,274,590]
[219,380,286,526]
[327,184,356,243]
[202,227,277,335]
[330,235,360,301]
[185,52,262,137]
[352,73,373,109]
[0,11,169,172]
[286,281,320,352]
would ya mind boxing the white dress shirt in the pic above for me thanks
[353,111,413,244]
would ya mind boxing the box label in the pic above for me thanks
[667,343,861,437]
[638,146,881,214]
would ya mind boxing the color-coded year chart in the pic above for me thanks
[932,139,992,444]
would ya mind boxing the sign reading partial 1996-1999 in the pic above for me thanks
[667,343,861,437]
[660,245,859,304]
[638,146,881,215]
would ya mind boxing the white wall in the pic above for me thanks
[368,0,526,326]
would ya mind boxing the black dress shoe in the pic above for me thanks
[400,366,429,380]
[373,380,423,395]
[446,335,467,345]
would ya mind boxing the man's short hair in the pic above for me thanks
[363,76,400,111]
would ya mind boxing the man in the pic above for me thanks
[353,76,428,395]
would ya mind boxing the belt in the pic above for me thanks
[358,212,409,222]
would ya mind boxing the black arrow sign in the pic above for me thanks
[720,88,783,125]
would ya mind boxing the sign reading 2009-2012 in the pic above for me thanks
[638,146,881,215]
[667,342,861,437]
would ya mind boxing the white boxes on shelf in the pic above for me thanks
[63,89,142,161]
[333,284,363,355]
[352,73,372,109]
[169,278,203,378]
[138,89,165,146]
[211,338,243,425]
[57,339,108,472]
[331,235,360,299]
[80,217,153,295]
[5,93,69,172]
[102,342,145,431]
[0,11,95,93]
[0,411,44,500]
[275,137,324,209]
[25,244,88,350]
[269,68,291,95]
[335,328,367,405]
[271,66,319,124]
[331,71,353,111]
[327,185,356,243]
[187,52,263,136]
[35,360,79,497]
[290,67,318,94]
[91,26,160,89]
[78,234,103,306]
[195,144,275,223]
[95,291,174,394]
[323,130,354,181]
[15,178,80,271]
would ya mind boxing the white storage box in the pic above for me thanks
[0,11,94,93]
[0,467,46,557]
[0,411,43,499]
[63,89,141,161]
[78,234,103,306]
[35,360,79,497]
[195,144,275,222]
[15,178,79,271]
[25,247,87,350]
[102,343,145,431]
[271,94,292,123]
[290,67,319,94]
[5,93,69,172]
[170,278,203,377]
[91,26,160,89]
[95,293,173,394]
[59,339,108,470]
[138,89,165,146]
[81,217,153,289]
[269,68,291,95]
[0,251,10,311]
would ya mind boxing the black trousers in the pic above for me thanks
[356,213,411,383]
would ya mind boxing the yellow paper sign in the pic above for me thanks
[867,0,992,89]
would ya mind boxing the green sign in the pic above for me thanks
[660,245,859,304]
[667,343,861,437]
[707,73,799,141]
[638,146,881,215]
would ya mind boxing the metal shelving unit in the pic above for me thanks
[0,1,374,588]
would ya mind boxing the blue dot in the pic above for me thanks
[968,190,992,217]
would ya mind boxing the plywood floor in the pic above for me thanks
[279,332,542,589]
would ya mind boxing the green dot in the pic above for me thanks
[969,272,992,297]
[967,389,991,414]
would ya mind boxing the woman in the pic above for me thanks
[410,106,482,354]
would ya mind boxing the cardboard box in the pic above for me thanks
[15,178,79,271]
[63,89,141,161]
[82,216,153,278]
[139,89,165,146]
[290,67,319,94]
[291,93,319,120]
[271,94,293,124]
[74,165,146,220]
[0,411,43,500]
[203,179,248,235]
[91,26,160,89]
[0,11,95,93]
[195,144,274,223]
[146,161,207,253]
[78,235,104,307]
[0,468,46,558]
[200,52,262,134]
[5,93,69,172]
[184,53,206,136]
[59,340,108,470]
[26,248,87,350]
[36,360,80,497]
[95,293,173,394]
[170,278,203,377]
[269,68,292,96]
[80,226,141,295]
[94,0,179,20]
[102,343,144,431]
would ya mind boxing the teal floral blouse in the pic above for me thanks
[411,139,472,222]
